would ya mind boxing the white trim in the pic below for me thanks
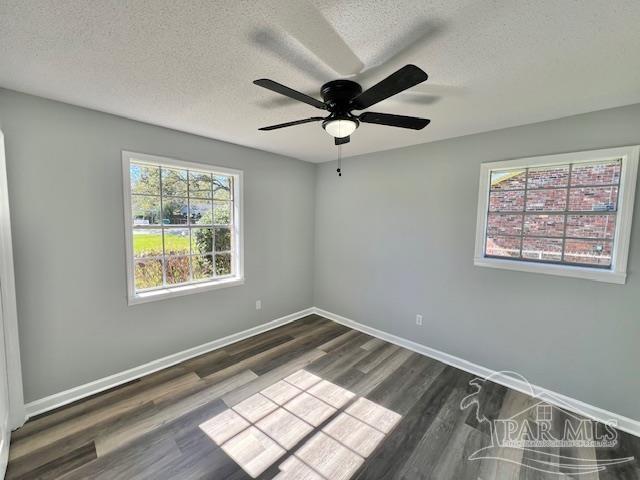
[0,130,26,430]
[24,308,314,418]
[311,307,640,438]
[122,151,245,177]
[122,150,245,305]
[473,257,628,284]
[22,305,640,438]
[473,146,639,284]
[129,278,245,305]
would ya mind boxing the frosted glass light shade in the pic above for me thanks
[323,119,357,138]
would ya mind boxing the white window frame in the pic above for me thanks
[474,146,639,284]
[537,405,553,422]
[122,151,244,305]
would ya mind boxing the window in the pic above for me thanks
[536,405,553,423]
[474,146,639,283]
[122,151,243,304]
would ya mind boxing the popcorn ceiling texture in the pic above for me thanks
[1,0,640,162]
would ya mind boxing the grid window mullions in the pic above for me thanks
[486,181,620,193]
[486,159,621,268]
[131,161,234,292]
[560,164,573,262]
[488,233,613,242]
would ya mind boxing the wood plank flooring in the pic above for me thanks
[7,315,640,479]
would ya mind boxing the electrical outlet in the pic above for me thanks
[255,300,262,310]
[416,314,423,326]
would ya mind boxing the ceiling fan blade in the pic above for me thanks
[274,0,364,76]
[359,112,430,130]
[254,79,326,110]
[258,117,324,131]
[335,136,350,145]
[351,65,428,110]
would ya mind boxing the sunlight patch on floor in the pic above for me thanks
[199,369,401,479]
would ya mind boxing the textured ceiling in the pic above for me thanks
[1,0,640,162]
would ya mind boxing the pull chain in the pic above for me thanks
[337,144,342,177]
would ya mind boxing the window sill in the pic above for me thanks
[473,257,626,284]
[128,276,245,305]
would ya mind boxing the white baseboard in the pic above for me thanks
[312,307,640,438]
[22,305,640,440]
[24,308,315,419]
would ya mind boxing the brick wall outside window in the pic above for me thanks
[485,159,621,267]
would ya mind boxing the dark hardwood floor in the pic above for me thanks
[7,315,640,479]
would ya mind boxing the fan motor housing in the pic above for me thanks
[320,80,362,112]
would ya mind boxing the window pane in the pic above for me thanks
[133,229,163,258]
[162,167,188,196]
[189,171,213,199]
[215,227,232,252]
[570,160,621,186]
[132,195,161,225]
[490,170,526,190]
[525,189,567,212]
[481,155,626,273]
[487,214,523,236]
[523,214,564,237]
[134,258,163,290]
[215,253,232,276]
[130,163,160,195]
[568,186,618,212]
[164,228,190,255]
[193,255,214,280]
[127,158,240,296]
[213,175,232,200]
[522,238,563,262]
[166,256,190,284]
[566,214,616,239]
[191,228,213,254]
[162,197,188,225]
[214,201,232,224]
[527,165,569,189]
[486,236,521,258]
[564,240,612,266]
[489,191,525,212]
[189,199,212,225]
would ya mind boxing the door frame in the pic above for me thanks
[0,129,25,430]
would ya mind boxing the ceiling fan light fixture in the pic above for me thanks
[255,65,430,146]
[322,117,358,138]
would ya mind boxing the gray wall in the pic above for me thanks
[314,103,640,421]
[0,89,316,403]
[3,85,639,421]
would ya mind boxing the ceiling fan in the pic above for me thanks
[254,64,431,145]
